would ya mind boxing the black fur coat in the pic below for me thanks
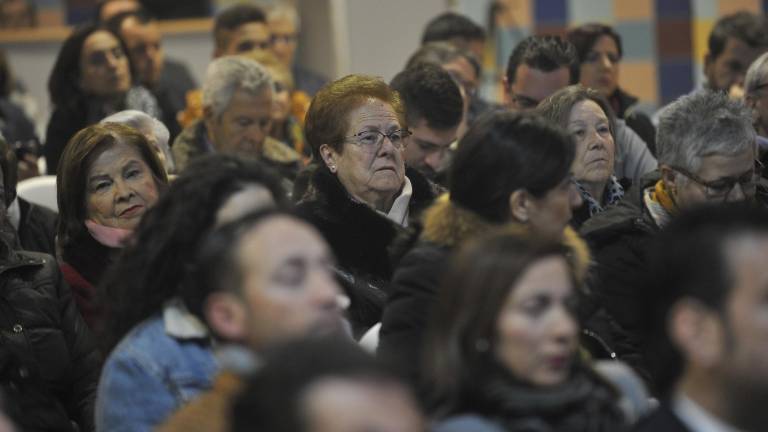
[295,165,438,334]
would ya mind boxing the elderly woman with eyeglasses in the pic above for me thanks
[295,74,439,336]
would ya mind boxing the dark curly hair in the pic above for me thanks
[99,154,287,353]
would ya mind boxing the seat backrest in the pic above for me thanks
[17,175,58,212]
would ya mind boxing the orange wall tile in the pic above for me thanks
[615,0,653,20]
[619,62,658,104]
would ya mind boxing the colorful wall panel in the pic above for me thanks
[471,0,765,109]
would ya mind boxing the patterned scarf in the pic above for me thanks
[574,176,625,216]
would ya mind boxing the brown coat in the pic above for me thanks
[156,371,244,432]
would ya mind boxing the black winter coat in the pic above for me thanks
[0,249,100,431]
[378,197,495,386]
[579,172,661,381]
[17,198,57,256]
[632,405,690,432]
[295,165,437,335]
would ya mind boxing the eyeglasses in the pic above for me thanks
[271,34,297,45]
[344,129,411,151]
[585,51,621,65]
[669,161,762,201]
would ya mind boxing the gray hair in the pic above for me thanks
[202,56,274,119]
[267,3,300,32]
[101,109,175,173]
[657,90,755,172]
[537,84,617,138]
[745,51,768,97]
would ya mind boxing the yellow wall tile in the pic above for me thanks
[693,19,714,63]
[620,62,658,104]
[719,0,760,15]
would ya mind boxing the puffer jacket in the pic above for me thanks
[0,249,100,431]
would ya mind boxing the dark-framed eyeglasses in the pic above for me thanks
[271,34,298,45]
[585,51,621,65]
[343,129,411,151]
[669,160,762,201]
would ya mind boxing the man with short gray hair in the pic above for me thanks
[581,90,761,382]
[172,56,300,180]
[744,51,768,164]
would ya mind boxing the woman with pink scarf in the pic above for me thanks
[56,122,168,330]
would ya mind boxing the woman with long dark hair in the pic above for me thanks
[45,22,159,174]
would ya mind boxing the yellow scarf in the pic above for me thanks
[651,179,677,215]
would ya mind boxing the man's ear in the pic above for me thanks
[659,164,678,194]
[502,75,511,107]
[319,144,337,173]
[509,189,530,223]
[704,52,715,82]
[669,298,726,368]
[204,292,247,342]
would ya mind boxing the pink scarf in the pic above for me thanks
[85,220,133,248]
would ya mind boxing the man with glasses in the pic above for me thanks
[267,4,327,96]
[744,51,768,174]
[581,90,762,383]
[172,57,300,187]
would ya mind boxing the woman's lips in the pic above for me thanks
[120,204,144,217]
[545,354,572,371]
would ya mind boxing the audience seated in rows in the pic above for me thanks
[581,90,762,389]
[378,111,583,385]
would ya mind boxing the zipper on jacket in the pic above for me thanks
[582,328,617,360]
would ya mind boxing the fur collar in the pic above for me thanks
[300,165,436,220]
[420,195,590,282]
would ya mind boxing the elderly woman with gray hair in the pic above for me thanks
[538,85,625,228]
[580,90,761,381]
[102,110,176,174]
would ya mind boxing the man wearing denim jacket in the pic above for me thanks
[96,211,348,431]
